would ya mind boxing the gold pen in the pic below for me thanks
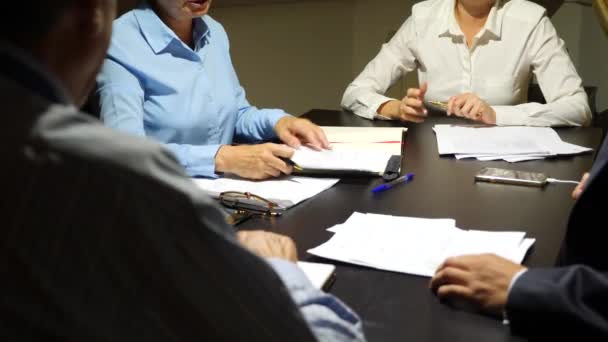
[427,100,483,118]
[280,157,303,172]
[426,100,449,110]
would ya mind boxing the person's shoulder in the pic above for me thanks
[411,0,446,20]
[203,15,224,32]
[112,8,141,39]
[502,0,546,25]
[203,15,230,46]
[409,0,449,33]
[33,107,199,199]
[107,8,151,60]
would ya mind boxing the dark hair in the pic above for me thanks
[0,1,75,43]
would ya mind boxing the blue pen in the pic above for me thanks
[371,173,415,193]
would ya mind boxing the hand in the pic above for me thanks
[572,172,590,200]
[378,82,428,122]
[275,116,330,151]
[215,143,294,180]
[237,230,298,262]
[447,93,496,124]
[429,254,526,316]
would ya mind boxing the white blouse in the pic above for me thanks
[342,0,591,127]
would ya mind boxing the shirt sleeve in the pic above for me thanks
[233,85,287,143]
[505,266,608,338]
[341,16,418,120]
[267,259,366,342]
[97,57,222,178]
[494,17,591,127]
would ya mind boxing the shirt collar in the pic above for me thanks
[0,43,71,105]
[193,17,211,49]
[439,0,503,39]
[134,3,210,54]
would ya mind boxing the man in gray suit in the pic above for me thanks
[0,1,364,340]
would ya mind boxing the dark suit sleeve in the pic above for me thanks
[506,265,608,339]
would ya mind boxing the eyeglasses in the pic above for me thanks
[219,191,284,217]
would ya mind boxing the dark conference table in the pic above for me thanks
[241,109,603,342]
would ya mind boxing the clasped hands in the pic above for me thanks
[379,82,497,125]
[215,116,330,179]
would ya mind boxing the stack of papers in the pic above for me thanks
[433,125,592,162]
[308,212,535,277]
[292,147,392,175]
[322,126,406,155]
[193,176,339,209]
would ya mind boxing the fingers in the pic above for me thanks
[448,94,487,121]
[452,96,467,117]
[314,128,331,150]
[470,102,483,120]
[403,97,425,112]
[268,144,295,159]
[460,98,475,118]
[306,123,330,150]
[436,284,474,301]
[265,158,293,176]
[405,83,428,100]
[448,96,468,116]
[447,96,456,116]
[400,84,430,123]
[406,87,425,99]
[419,82,428,99]
[572,172,590,199]
[237,231,298,262]
[264,144,295,175]
[279,119,330,151]
[436,256,472,273]
[281,130,302,149]
[430,267,471,291]
[298,126,326,151]
[399,101,427,123]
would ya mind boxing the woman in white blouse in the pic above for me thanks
[342,0,591,127]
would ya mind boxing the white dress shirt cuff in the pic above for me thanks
[360,94,396,120]
[493,105,530,126]
[508,269,528,293]
[503,268,528,324]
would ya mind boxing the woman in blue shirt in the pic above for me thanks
[97,0,329,179]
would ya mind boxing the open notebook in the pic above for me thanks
[322,126,406,156]
[292,147,393,176]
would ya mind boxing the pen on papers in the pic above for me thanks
[371,173,414,193]
[280,157,303,172]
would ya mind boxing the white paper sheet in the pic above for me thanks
[297,261,336,290]
[308,212,534,277]
[434,125,592,163]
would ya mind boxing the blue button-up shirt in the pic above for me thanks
[97,5,288,177]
